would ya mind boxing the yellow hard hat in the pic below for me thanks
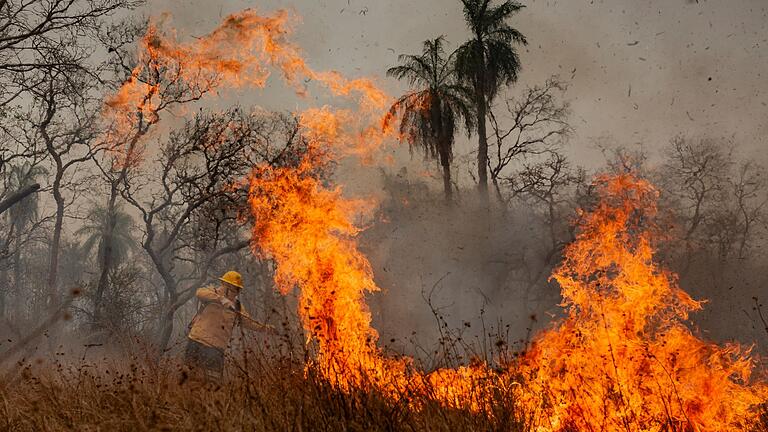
[219,271,244,289]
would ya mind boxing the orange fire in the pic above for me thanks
[101,5,406,392]
[102,8,390,168]
[223,9,765,430]
[249,155,768,428]
[246,156,409,390]
[105,7,767,429]
[516,174,768,430]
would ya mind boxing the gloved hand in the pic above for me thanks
[219,297,236,311]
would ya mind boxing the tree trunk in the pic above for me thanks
[476,84,489,198]
[93,180,118,326]
[47,175,64,311]
[492,178,505,205]
[156,288,197,358]
[156,299,177,358]
[0,183,40,215]
[441,155,453,202]
[149,250,183,356]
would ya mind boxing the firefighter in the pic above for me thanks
[184,270,272,378]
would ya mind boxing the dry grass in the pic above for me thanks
[0,347,525,432]
[0,335,765,432]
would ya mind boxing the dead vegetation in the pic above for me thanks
[1,351,765,432]
[0,348,527,432]
[1,317,765,432]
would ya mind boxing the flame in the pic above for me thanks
[99,7,401,390]
[227,9,766,430]
[101,6,767,429]
[247,156,410,389]
[516,174,768,430]
[102,8,389,168]
[248,156,768,428]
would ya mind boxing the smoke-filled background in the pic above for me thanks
[145,0,768,355]
[154,0,768,155]
[1,0,767,364]
[0,1,767,430]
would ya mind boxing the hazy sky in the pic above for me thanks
[146,0,768,167]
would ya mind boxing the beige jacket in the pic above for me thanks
[187,286,268,350]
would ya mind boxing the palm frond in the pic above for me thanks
[485,1,525,32]
[387,35,479,197]
[455,0,527,104]
[76,202,137,266]
[387,54,435,87]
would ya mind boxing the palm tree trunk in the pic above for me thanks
[433,101,453,203]
[441,157,453,201]
[475,84,489,198]
[93,180,118,326]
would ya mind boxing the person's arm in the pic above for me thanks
[196,287,236,309]
[196,286,221,303]
[238,308,276,333]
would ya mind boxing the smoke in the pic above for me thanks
[3,0,765,370]
[358,170,563,360]
[148,0,768,163]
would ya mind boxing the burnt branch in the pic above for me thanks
[488,76,572,190]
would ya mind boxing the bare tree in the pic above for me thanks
[121,109,309,353]
[654,136,768,266]
[0,0,141,325]
[510,152,584,258]
[730,161,767,259]
[600,143,650,176]
[0,0,140,202]
[0,0,142,109]
[3,20,107,316]
[488,77,571,202]
[90,19,217,324]
[25,68,102,311]
[689,160,768,261]
[659,137,733,246]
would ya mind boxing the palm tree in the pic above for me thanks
[456,0,527,196]
[6,163,46,307]
[387,36,474,201]
[75,202,136,322]
[7,163,45,235]
[75,203,136,268]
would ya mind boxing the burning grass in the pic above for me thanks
[0,348,527,432]
[6,172,767,431]
[0,341,765,432]
[244,167,768,430]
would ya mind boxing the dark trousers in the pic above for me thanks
[184,339,225,376]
